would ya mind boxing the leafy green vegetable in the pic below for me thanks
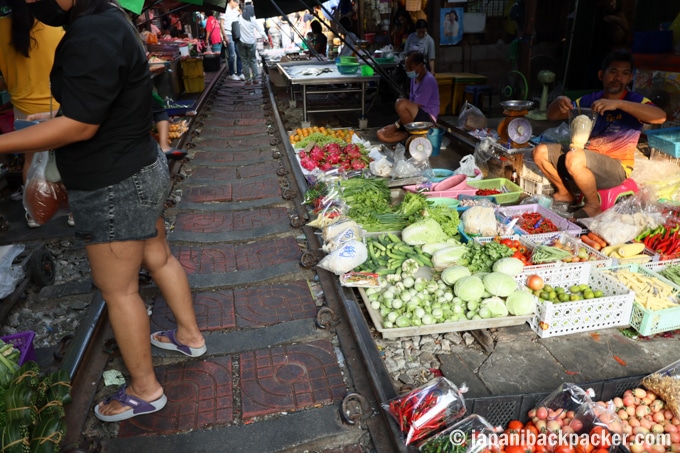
[402,218,449,245]
[431,245,467,269]
[463,242,514,274]
[454,276,485,302]
[441,265,471,286]
[296,133,346,148]
[492,257,525,277]
[505,290,537,316]
[481,296,509,318]
[482,272,518,298]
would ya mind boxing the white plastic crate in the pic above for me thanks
[515,263,635,338]
[520,177,555,196]
[520,160,554,196]
[529,232,613,269]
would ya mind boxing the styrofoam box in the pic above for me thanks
[515,263,634,338]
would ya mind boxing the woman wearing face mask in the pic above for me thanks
[4,0,205,422]
[377,51,440,144]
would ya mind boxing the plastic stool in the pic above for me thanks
[463,84,492,113]
[577,178,638,211]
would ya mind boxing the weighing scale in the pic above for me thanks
[497,100,534,148]
[404,121,434,160]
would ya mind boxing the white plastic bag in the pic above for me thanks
[0,245,26,299]
[457,101,487,131]
[317,240,368,275]
[453,155,483,180]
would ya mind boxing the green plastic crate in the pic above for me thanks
[467,178,523,204]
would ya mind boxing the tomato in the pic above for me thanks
[517,245,528,254]
[501,238,514,247]
[508,420,524,432]
[589,427,612,449]
[555,445,576,453]
[575,442,594,453]
[512,240,521,249]
[513,251,525,260]
[505,446,533,453]
[592,449,610,453]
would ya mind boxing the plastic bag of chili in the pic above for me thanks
[383,377,467,445]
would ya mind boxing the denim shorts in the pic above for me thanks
[68,148,170,244]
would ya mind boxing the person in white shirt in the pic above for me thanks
[220,0,244,81]
[238,2,265,84]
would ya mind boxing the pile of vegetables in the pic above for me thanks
[516,212,560,234]
[363,253,535,329]
[496,383,680,453]
[0,360,71,453]
[659,264,680,286]
[355,234,434,276]
[603,268,678,311]
[636,225,680,260]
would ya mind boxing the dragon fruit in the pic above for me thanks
[300,158,317,171]
[319,162,334,171]
[340,161,352,171]
[323,143,342,155]
[343,143,362,159]
[310,146,325,162]
[350,159,366,170]
[326,152,343,164]
[298,151,308,159]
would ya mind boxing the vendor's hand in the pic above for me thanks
[554,96,573,115]
[590,98,619,115]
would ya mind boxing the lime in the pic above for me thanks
[579,284,590,293]
[594,290,604,298]
[584,291,595,299]
[569,285,581,293]
[543,284,554,293]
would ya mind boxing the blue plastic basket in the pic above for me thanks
[646,127,680,157]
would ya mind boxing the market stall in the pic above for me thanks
[276,60,380,126]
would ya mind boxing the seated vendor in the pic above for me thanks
[533,49,666,219]
[376,51,439,144]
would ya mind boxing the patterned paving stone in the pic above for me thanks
[201,117,269,128]
[180,179,280,203]
[231,179,281,201]
[190,148,272,160]
[173,208,290,234]
[235,280,317,328]
[236,161,281,179]
[118,357,233,437]
[187,166,238,181]
[198,126,268,138]
[181,185,232,203]
[240,339,347,419]
[173,237,301,274]
[222,136,275,149]
[151,290,236,332]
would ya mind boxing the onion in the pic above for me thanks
[527,274,545,291]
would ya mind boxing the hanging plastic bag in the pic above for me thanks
[641,359,680,418]
[316,240,368,275]
[23,151,69,225]
[534,383,595,422]
[419,414,499,453]
[458,101,487,131]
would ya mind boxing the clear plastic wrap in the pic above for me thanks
[458,101,488,131]
[321,218,364,253]
[384,377,467,446]
[23,151,69,225]
[419,414,499,453]
[0,245,26,299]
[461,206,499,237]
[535,383,594,420]
[579,196,664,245]
[641,359,680,418]
[530,233,579,264]
[568,400,623,437]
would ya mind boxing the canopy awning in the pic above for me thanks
[253,0,318,20]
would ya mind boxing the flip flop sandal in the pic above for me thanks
[94,385,167,422]
[151,329,207,357]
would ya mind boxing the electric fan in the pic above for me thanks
[499,70,529,101]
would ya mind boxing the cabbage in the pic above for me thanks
[432,245,467,270]
[482,272,518,298]
[492,257,525,277]
[441,265,471,286]
[401,218,449,245]
[481,296,509,318]
[505,290,536,316]
[453,275,485,302]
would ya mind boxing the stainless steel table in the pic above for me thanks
[276,60,380,124]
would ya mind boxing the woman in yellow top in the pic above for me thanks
[0,0,64,227]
